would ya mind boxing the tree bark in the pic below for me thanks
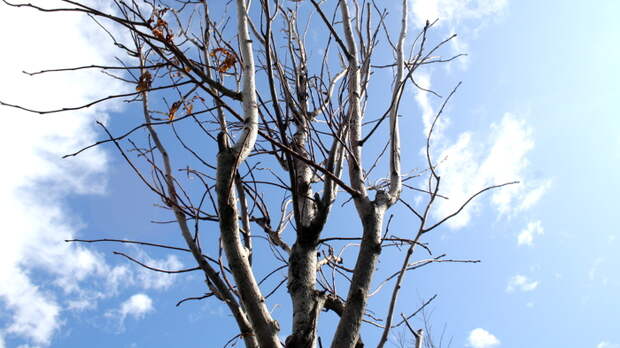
[210,1,281,347]
[216,150,281,348]
[330,201,386,348]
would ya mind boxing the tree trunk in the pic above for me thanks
[331,200,386,348]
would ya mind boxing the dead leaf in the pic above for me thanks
[168,101,182,121]
[184,103,193,115]
[136,71,152,92]
[152,28,164,40]
[210,48,237,73]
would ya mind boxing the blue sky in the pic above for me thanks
[0,1,619,348]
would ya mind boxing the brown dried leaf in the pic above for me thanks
[152,28,164,40]
[210,48,237,73]
[168,101,182,121]
[184,103,193,116]
[136,71,152,92]
[156,18,168,28]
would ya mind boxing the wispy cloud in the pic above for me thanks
[0,2,128,346]
[430,114,546,228]
[410,0,508,27]
[517,180,551,211]
[588,257,608,285]
[134,252,184,290]
[467,328,501,348]
[506,275,539,293]
[517,220,544,246]
[62,249,183,312]
[597,341,620,348]
[409,1,546,230]
[410,0,508,68]
[415,72,448,138]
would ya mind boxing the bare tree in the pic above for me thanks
[0,1,516,347]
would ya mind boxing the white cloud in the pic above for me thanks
[410,0,508,69]
[517,180,551,211]
[409,3,542,230]
[105,294,154,330]
[0,1,128,346]
[430,131,477,228]
[467,328,500,348]
[98,248,184,292]
[66,299,97,312]
[598,341,620,348]
[517,220,544,246]
[589,257,603,281]
[506,275,538,293]
[430,114,546,228]
[135,253,184,290]
[483,116,534,213]
[1,272,60,345]
[120,294,154,319]
[588,257,608,285]
[415,73,442,137]
[103,264,134,294]
[411,0,507,27]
